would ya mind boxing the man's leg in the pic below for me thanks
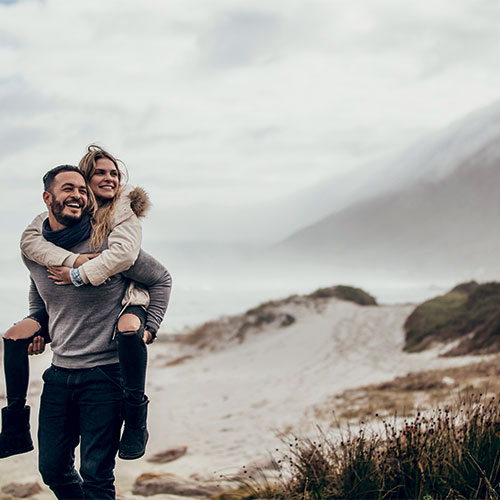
[78,364,123,500]
[38,366,84,499]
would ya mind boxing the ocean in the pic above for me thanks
[0,252,452,334]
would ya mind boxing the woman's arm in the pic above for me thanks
[20,213,80,267]
[77,215,142,286]
[49,185,148,287]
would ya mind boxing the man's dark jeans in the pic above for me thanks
[38,363,123,500]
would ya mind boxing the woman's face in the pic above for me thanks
[89,158,120,201]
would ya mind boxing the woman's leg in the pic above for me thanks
[0,310,48,459]
[116,306,149,460]
[3,318,42,410]
[116,307,147,404]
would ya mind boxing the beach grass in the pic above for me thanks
[215,393,500,499]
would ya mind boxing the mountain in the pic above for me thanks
[251,98,500,243]
[153,100,500,244]
[273,102,500,281]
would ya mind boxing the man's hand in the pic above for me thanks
[143,330,153,344]
[28,336,45,355]
[47,266,72,285]
[73,253,99,268]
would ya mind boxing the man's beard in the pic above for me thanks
[51,197,84,227]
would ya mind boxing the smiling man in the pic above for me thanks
[41,165,92,237]
[19,165,171,499]
[45,167,88,221]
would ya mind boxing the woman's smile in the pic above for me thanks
[89,158,119,200]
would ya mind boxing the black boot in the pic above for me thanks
[118,398,149,460]
[49,482,84,499]
[0,406,34,458]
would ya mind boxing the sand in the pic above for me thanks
[0,299,486,498]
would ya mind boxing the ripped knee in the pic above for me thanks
[117,314,141,335]
[4,318,41,340]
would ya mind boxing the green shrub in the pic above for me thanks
[309,285,377,306]
[404,281,500,354]
[403,289,468,352]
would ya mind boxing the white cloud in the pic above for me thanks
[198,10,281,67]
[0,0,500,244]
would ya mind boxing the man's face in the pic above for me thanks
[43,171,88,227]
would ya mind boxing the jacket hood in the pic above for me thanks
[127,186,150,218]
[113,184,151,225]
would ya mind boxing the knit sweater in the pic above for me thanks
[23,240,172,369]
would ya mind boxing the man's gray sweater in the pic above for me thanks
[23,239,172,369]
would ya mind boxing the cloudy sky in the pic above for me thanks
[2,0,500,245]
[1,0,500,328]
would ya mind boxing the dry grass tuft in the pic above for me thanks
[217,392,500,499]
[311,357,500,424]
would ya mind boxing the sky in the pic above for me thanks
[2,0,500,242]
[2,0,500,329]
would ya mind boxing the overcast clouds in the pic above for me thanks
[1,0,500,247]
[2,0,500,331]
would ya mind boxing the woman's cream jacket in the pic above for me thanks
[20,185,151,307]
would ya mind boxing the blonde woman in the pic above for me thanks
[1,145,170,461]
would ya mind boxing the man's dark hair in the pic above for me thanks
[43,165,85,191]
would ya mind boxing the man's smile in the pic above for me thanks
[63,198,85,211]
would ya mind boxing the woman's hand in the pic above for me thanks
[74,253,99,267]
[144,330,153,344]
[47,266,72,285]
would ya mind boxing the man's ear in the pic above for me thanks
[42,190,52,207]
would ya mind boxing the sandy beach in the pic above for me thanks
[0,298,488,499]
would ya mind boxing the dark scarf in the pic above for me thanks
[42,213,92,250]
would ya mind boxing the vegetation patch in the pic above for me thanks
[180,306,298,349]
[215,393,500,499]
[312,357,500,424]
[308,285,377,306]
[180,284,374,351]
[404,281,500,354]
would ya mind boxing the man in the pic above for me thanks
[23,165,171,499]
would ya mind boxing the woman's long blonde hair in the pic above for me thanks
[78,144,128,251]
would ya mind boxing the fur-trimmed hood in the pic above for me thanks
[113,184,151,225]
[128,186,150,218]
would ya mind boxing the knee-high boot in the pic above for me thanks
[117,330,149,460]
[0,338,33,458]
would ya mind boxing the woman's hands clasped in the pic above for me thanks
[47,266,71,285]
[47,253,99,285]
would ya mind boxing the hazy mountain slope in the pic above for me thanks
[278,98,500,234]
[275,140,500,279]
[161,100,500,244]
